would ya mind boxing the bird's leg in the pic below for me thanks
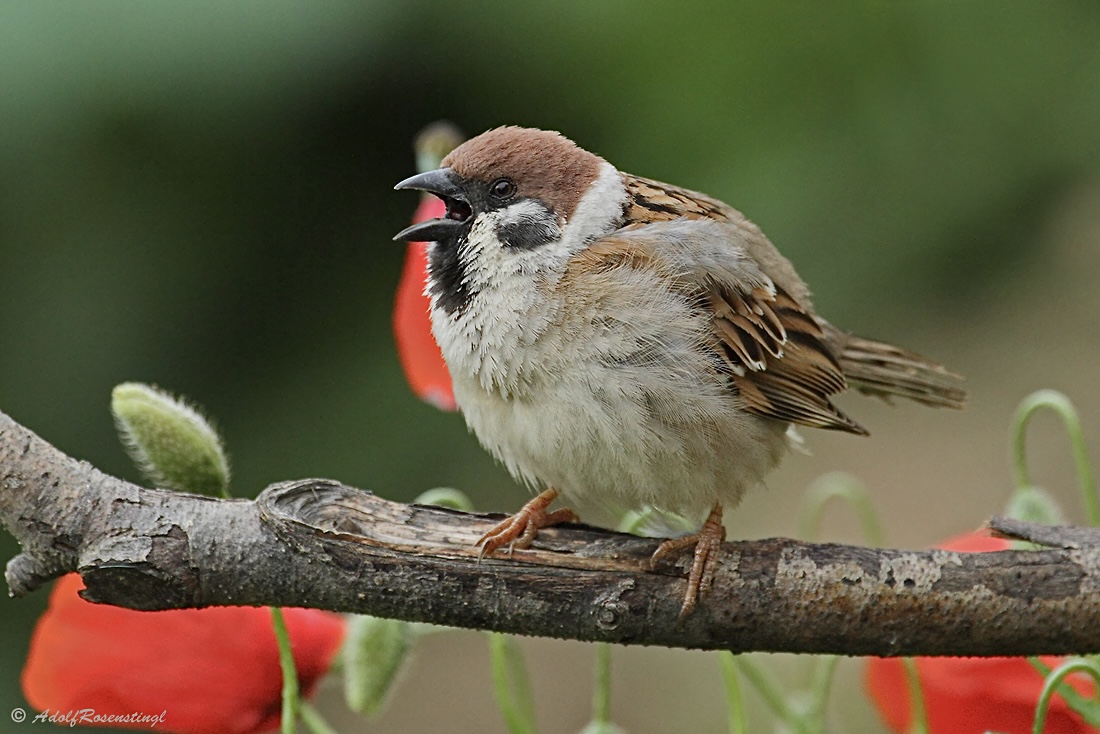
[651,502,726,618]
[476,488,578,558]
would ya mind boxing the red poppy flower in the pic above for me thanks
[393,194,457,412]
[865,533,1096,734]
[22,574,346,734]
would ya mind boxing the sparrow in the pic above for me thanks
[393,126,965,617]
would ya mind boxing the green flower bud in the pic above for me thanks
[343,615,412,717]
[111,382,230,497]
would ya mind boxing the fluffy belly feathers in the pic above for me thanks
[451,359,790,519]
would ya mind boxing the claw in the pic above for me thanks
[651,502,726,619]
[476,488,578,557]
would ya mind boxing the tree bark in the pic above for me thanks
[3,409,1100,656]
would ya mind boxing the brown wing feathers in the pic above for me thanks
[710,287,785,370]
[710,284,869,435]
[577,228,870,435]
[623,175,731,222]
[596,172,960,433]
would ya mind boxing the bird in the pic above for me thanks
[393,126,965,617]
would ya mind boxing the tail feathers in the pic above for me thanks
[837,334,966,410]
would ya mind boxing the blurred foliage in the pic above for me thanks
[1,1,1099,731]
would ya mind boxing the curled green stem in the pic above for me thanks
[1033,658,1100,734]
[1012,390,1099,526]
[798,472,885,547]
[1028,657,1100,726]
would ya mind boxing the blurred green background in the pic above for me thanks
[2,2,1100,732]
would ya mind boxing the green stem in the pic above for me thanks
[488,632,538,734]
[900,658,929,734]
[719,652,747,734]
[1012,390,1099,526]
[592,643,613,723]
[269,607,300,734]
[798,472,885,547]
[1028,657,1100,726]
[1033,658,1100,734]
[803,656,840,734]
[300,702,340,734]
[734,655,796,724]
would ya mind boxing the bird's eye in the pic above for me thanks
[489,178,517,200]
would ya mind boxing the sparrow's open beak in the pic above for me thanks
[393,168,472,242]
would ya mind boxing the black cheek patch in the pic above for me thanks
[428,237,473,315]
[495,205,561,250]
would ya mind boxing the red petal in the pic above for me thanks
[393,196,457,412]
[866,656,1095,734]
[22,574,346,734]
[937,530,1010,553]
[865,532,1095,733]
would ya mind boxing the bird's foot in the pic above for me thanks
[476,488,578,558]
[651,502,726,619]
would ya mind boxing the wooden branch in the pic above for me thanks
[989,515,1100,548]
[3,409,1100,656]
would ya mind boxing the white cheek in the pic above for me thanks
[558,161,625,253]
[498,198,559,229]
[460,204,566,290]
